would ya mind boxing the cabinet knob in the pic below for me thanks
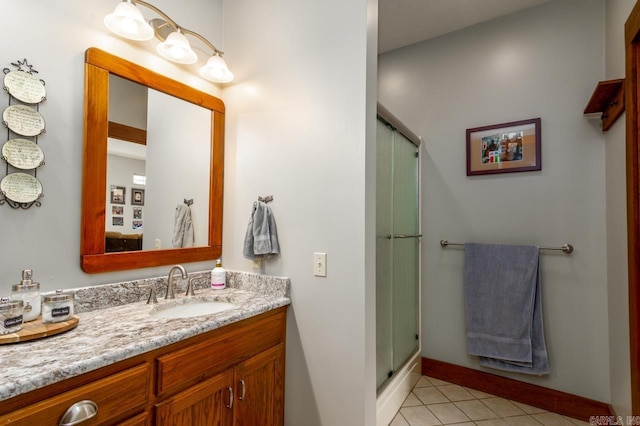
[239,379,246,400]
[226,386,233,409]
[58,400,98,426]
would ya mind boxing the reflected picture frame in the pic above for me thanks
[131,188,145,206]
[466,118,541,176]
[110,185,125,205]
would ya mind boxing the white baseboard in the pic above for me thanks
[376,352,421,426]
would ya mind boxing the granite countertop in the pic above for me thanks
[0,270,290,403]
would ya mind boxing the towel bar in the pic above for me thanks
[385,234,423,239]
[439,239,574,254]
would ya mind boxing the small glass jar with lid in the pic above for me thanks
[11,269,41,322]
[42,290,74,324]
[0,298,24,334]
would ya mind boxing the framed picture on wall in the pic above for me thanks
[112,206,123,215]
[110,186,125,204]
[131,188,145,206]
[133,207,142,219]
[466,118,541,176]
[112,217,123,226]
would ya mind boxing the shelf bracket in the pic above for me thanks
[584,78,625,132]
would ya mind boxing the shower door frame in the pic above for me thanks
[375,104,423,426]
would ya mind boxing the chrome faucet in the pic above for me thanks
[166,265,187,300]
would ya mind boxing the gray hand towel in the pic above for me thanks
[172,203,194,248]
[464,243,549,375]
[243,201,280,259]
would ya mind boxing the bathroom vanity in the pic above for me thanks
[0,272,290,426]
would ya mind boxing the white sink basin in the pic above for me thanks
[150,300,237,319]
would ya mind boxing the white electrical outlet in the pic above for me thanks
[154,239,161,249]
[314,252,327,277]
[252,258,262,269]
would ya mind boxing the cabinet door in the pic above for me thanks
[233,343,285,426]
[155,370,233,426]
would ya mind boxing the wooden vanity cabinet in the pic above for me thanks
[233,343,285,425]
[155,343,285,426]
[155,370,234,425]
[154,307,285,425]
[0,363,151,426]
[0,307,286,426]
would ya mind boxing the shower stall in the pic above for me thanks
[375,104,422,425]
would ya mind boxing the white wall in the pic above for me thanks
[145,90,210,250]
[605,0,634,417]
[222,0,377,424]
[0,0,223,289]
[379,0,610,402]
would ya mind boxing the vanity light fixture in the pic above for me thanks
[104,0,234,83]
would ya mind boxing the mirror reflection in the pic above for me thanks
[105,75,211,252]
[81,48,224,273]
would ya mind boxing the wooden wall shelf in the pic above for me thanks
[584,79,625,131]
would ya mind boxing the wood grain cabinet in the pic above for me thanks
[155,343,284,426]
[0,307,286,426]
[233,343,285,425]
[0,363,151,426]
[156,370,234,426]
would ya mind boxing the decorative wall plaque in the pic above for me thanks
[2,105,45,137]
[0,173,42,203]
[2,138,44,169]
[1,58,46,209]
[3,70,46,104]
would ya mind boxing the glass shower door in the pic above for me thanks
[376,118,420,391]
[376,120,394,389]
[391,131,419,374]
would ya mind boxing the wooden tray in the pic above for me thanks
[0,316,79,344]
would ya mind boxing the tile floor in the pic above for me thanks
[389,376,591,426]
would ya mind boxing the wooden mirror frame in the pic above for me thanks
[81,48,224,273]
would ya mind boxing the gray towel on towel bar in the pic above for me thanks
[243,201,280,259]
[464,243,549,375]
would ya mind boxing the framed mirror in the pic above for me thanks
[81,48,224,273]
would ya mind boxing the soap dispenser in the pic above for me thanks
[11,269,41,322]
[211,259,226,290]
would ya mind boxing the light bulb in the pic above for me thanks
[104,1,154,41]
[199,54,234,83]
[157,30,197,64]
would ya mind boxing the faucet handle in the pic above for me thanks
[186,277,197,297]
[139,284,158,304]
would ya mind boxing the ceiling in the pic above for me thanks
[378,0,552,53]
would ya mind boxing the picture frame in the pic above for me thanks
[110,186,125,205]
[112,217,123,226]
[466,118,541,176]
[131,188,145,206]
[132,220,143,230]
[112,206,123,215]
[133,207,142,219]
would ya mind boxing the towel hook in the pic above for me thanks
[258,195,273,203]
[184,198,194,206]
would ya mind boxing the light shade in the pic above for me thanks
[156,30,198,64]
[199,54,234,83]
[104,1,154,41]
